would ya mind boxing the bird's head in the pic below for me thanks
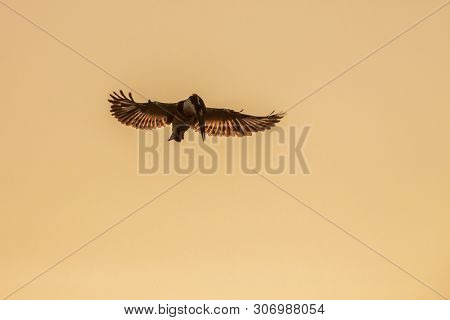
[189,94,207,141]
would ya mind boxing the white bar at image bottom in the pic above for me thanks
[0,300,448,320]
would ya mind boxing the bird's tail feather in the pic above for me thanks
[168,125,188,142]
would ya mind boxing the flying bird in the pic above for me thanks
[109,90,285,142]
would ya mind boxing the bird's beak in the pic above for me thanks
[198,111,206,141]
[196,99,207,141]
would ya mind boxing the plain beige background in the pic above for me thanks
[1,0,449,299]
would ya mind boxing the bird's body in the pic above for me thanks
[109,90,285,142]
[169,101,197,142]
[182,99,196,116]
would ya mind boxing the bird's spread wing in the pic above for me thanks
[193,107,285,137]
[109,90,177,129]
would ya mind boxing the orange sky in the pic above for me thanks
[1,0,449,299]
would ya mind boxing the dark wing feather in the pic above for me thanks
[194,107,285,137]
[109,90,177,129]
